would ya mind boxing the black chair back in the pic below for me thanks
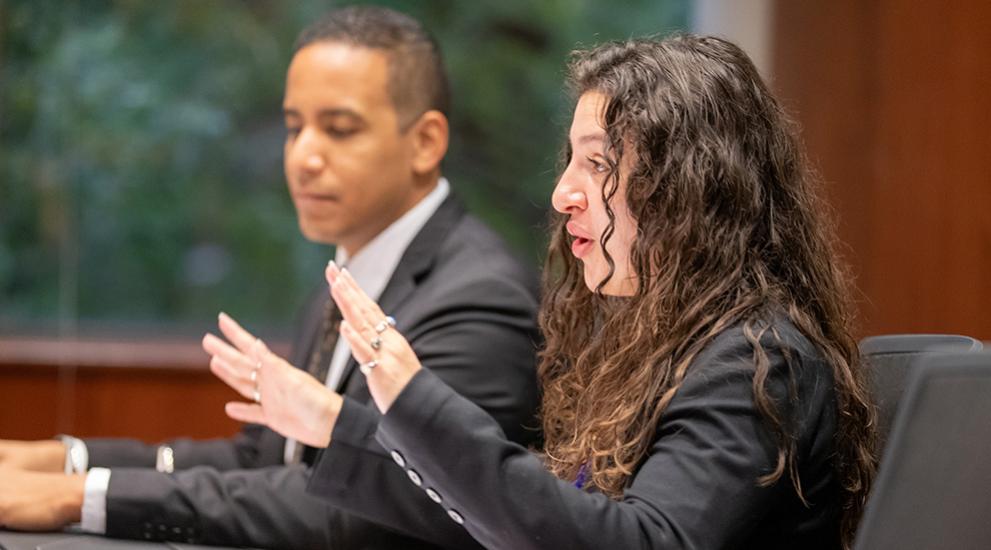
[859,334,982,451]
[854,350,991,550]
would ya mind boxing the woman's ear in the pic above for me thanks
[408,110,449,176]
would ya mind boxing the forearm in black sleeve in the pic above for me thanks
[307,303,539,548]
[85,423,275,471]
[308,397,485,549]
[371,343,800,550]
[104,464,334,548]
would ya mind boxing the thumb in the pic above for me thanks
[225,402,266,425]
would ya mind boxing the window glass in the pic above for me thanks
[0,0,690,337]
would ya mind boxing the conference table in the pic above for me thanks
[0,530,248,549]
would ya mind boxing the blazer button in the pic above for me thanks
[407,469,423,487]
[447,509,465,525]
[425,487,442,504]
[391,450,406,468]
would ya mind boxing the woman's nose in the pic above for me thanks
[552,171,587,214]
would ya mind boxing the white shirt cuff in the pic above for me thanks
[80,467,111,534]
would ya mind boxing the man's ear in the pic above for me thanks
[408,110,449,176]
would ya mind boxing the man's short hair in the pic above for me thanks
[294,6,451,128]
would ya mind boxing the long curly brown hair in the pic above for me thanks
[538,35,876,547]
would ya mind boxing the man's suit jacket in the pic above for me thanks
[327,315,843,549]
[84,195,541,549]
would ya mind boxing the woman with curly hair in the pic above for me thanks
[208,34,876,549]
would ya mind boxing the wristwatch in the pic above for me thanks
[156,445,175,473]
[56,434,88,474]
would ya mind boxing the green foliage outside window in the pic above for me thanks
[0,0,688,336]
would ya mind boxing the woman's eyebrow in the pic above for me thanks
[575,134,604,146]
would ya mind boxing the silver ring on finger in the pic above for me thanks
[359,360,378,375]
[370,336,382,351]
[374,316,397,334]
[250,369,258,383]
[252,388,262,404]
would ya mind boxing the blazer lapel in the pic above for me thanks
[335,194,467,389]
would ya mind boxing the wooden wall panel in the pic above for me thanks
[0,364,243,442]
[0,337,266,443]
[72,367,244,440]
[869,1,991,336]
[773,0,991,339]
[0,367,61,440]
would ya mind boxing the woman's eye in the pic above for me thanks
[587,157,608,173]
[286,127,301,139]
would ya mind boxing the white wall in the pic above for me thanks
[691,0,775,79]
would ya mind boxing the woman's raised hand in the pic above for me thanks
[326,261,422,413]
[202,312,342,448]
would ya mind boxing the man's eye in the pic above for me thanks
[328,127,358,138]
[285,127,301,139]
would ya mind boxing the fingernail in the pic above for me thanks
[327,260,337,270]
[218,311,226,320]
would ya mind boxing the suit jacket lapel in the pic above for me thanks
[335,194,467,389]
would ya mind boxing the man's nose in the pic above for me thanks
[290,129,326,175]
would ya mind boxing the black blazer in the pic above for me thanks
[84,195,542,549]
[321,316,842,549]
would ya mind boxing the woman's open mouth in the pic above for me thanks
[571,236,593,258]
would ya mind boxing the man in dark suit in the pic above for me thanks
[0,7,540,549]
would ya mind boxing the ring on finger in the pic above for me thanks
[252,388,262,404]
[359,360,378,375]
[374,316,397,334]
[370,336,382,351]
[250,369,258,383]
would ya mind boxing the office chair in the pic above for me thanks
[859,334,981,451]
[854,350,991,549]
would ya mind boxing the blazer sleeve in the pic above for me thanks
[84,424,276,471]
[307,280,540,549]
[356,335,819,550]
[103,463,335,548]
[309,398,486,549]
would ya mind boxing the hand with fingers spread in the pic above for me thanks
[203,312,342,448]
[326,261,422,413]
